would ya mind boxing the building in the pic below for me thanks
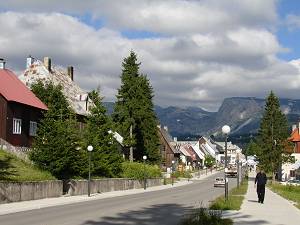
[214,141,244,165]
[0,59,48,147]
[157,125,180,170]
[283,123,300,180]
[19,56,93,130]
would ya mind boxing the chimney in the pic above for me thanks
[292,124,297,132]
[67,66,74,81]
[43,57,51,71]
[163,126,168,132]
[26,55,34,69]
[0,58,6,69]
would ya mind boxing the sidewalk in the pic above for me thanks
[0,170,219,216]
[224,171,300,225]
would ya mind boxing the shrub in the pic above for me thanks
[121,161,162,180]
[172,170,192,179]
[180,207,232,225]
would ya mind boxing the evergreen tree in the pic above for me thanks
[113,51,160,163]
[84,89,124,177]
[245,140,260,156]
[256,91,291,181]
[30,81,87,179]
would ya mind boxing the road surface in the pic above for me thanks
[1,172,236,225]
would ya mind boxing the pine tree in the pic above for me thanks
[30,81,87,179]
[113,51,161,163]
[256,91,291,181]
[84,89,124,177]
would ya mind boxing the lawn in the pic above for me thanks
[0,149,55,181]
[268,183,300,209]
[209,178,248,210]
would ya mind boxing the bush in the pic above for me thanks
[121,161,162,180]
[180,207,232,225]
[172,170,192,179]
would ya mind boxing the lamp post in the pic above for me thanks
[198,161,201,178]
[188,162,191,182]
[87,145,93,197]
[171,160,175,186]
[143,155,147,190]
[222,125,230,201]
[236,153,240,188]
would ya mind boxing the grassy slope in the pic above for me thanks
[268,183,300,209]
[0,149,55,182]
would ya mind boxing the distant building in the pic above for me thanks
[284,123,300,180]
[0,59,47,147]
[157,125,180,170]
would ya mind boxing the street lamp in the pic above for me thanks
[143,155,147,190]
[87,145,93,197]
[171,160,175,186]
[222,125,230,201]
[236,153,240,188]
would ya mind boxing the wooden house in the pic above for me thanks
[0,62,48,147]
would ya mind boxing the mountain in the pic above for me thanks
[103,97,300,137]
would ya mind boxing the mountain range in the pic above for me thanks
[103,97,300,137]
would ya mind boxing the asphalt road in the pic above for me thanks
[0,172,236,225]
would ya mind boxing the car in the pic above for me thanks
[214,177,225,187]
[280,179,300,186]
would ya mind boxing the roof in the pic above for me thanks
[19,59,91,115]
[158,126,180,154]
[288,128,300,142]
[0,69,48,110]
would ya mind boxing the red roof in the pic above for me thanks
[288,128,300,142]
[0,69,48,110]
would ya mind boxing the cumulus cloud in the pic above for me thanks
[0,1,299,111]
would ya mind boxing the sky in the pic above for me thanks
[0,0,300,111]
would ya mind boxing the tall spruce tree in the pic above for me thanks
[30,81,87,179]
[113,51,161,163]
[84,89,124,177]
[256,91,291,181]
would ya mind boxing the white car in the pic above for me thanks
[214,177,225,187]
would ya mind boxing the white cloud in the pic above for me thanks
[0,1,299,111]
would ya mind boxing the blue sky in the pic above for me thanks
[277,0,300,60]
[1,0,300,110]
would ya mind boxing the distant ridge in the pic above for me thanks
[103,97,300,136]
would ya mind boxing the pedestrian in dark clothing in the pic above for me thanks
[255,169,267,204]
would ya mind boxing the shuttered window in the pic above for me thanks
[29,121,37,136]
[13,118,22,134]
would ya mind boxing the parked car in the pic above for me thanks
[214,177,225,187]
[280,179,300,186]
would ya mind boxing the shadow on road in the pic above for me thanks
[82,203,193,225]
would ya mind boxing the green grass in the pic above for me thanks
[209,178,248,210]
[0,149,55,182]
[179,207,233,225]
[268,183,300,209]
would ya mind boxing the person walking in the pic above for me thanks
[255,169,267,204]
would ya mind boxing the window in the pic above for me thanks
[13,118,22,134]
[29,121,37,136]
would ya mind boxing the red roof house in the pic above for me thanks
[288,124,300,153]
[0,66,47,147]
